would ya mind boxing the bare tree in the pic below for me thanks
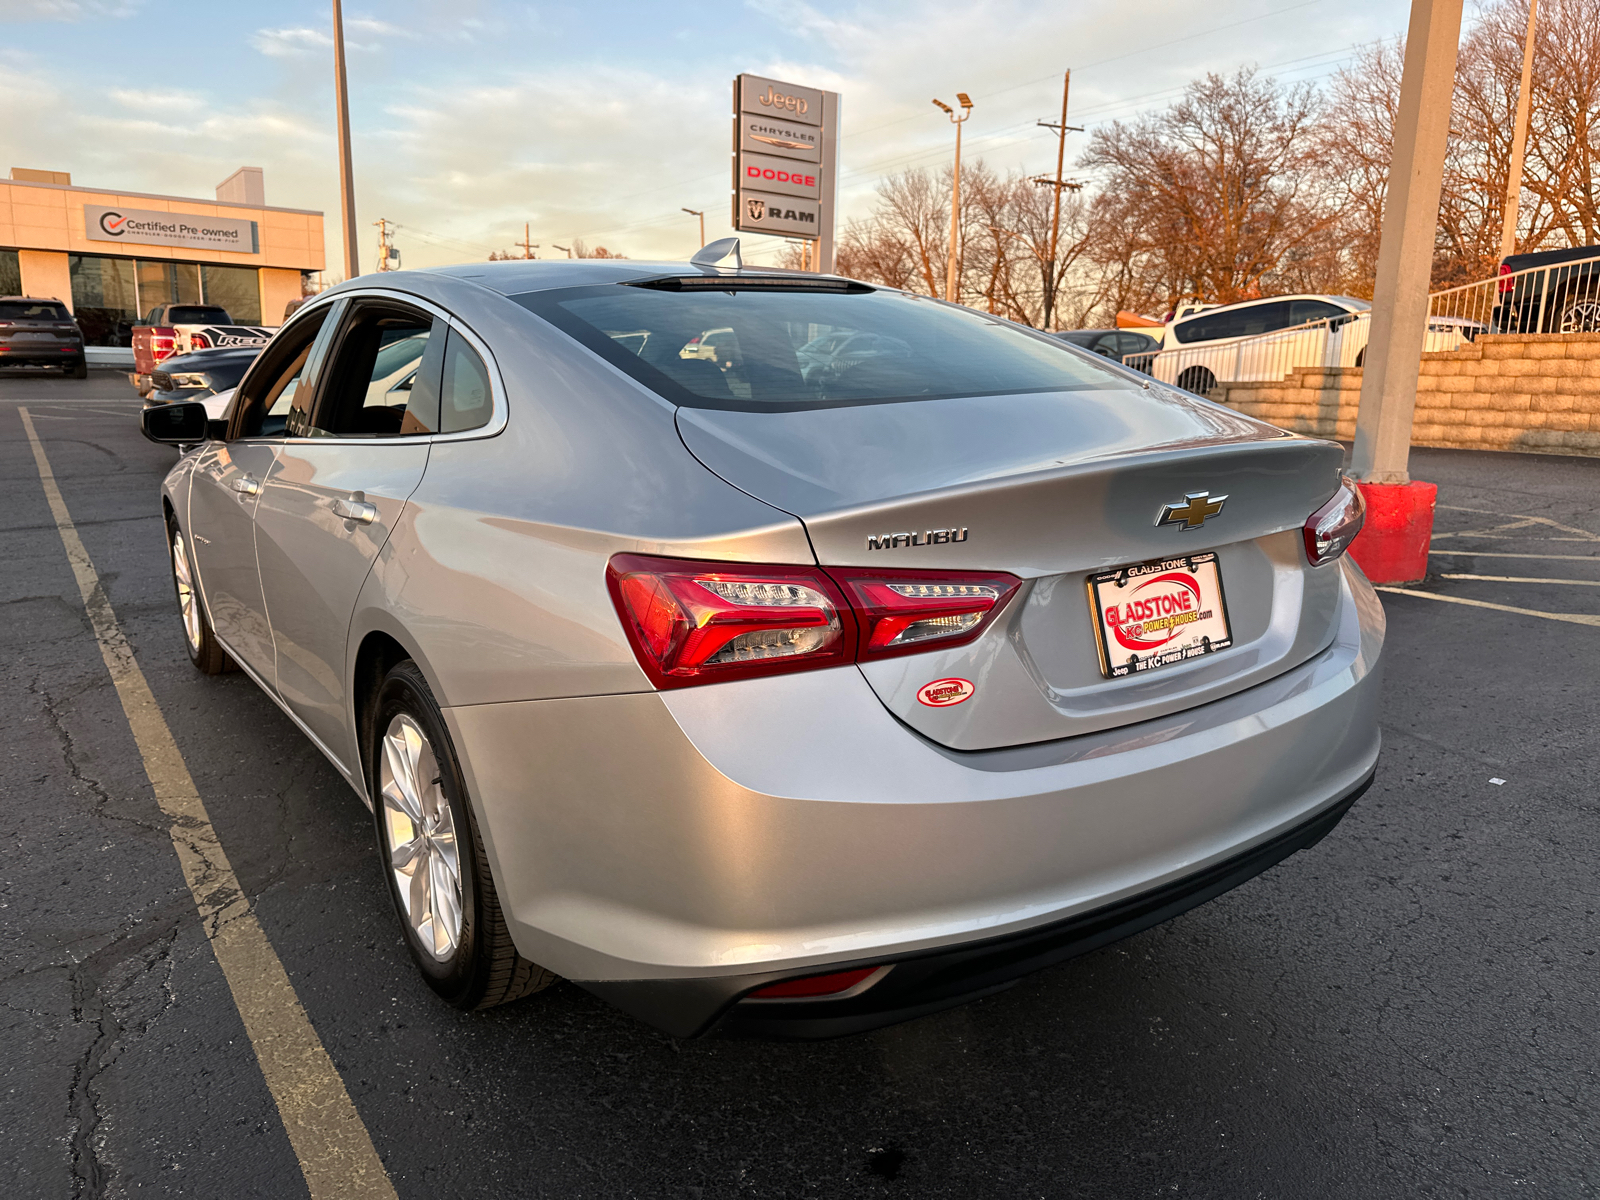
[1080,68,1344,309]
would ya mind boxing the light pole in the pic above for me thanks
[933,93,973,303]
[331,0,359,279]
[682,208,705,248]
[1498,0,1540,261]
[553,244,572,259]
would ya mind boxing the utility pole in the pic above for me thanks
[1348,0,1464,585]
[519,223,538,259]
[933,93,973,303]
[1032,71,1084,330]
[373,217,395,271]
[1498,0,1540,261]
[332,0,359,279]
[682,208,705,248]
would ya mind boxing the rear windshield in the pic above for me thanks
[514,283,1118,410]
[168,306,233,325]
[0,301,72,321]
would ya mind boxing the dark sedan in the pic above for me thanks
[0,297,87,377]
[1053,328,1161,361]
[142,346,263,406]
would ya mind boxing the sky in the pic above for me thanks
[1,0,1417,275]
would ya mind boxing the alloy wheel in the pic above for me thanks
[172,529,202,653]
[379,713,464,960]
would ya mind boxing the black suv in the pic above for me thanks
[0,297,87,377]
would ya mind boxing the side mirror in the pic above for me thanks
[141,401,211,445]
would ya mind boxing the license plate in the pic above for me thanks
[11,332,52,341]
[1088,553,1233,678]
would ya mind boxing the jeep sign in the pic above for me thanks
[733,73,839,269]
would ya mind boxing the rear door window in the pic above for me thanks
[516,282,1117,411]
[1288,299,1348,326]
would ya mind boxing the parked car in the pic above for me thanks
[1147,295,1371,393]
[1054,328,1161,361]
[143,345,264,407]
[131,303,272,396]
[0,296,87,377]
[1495,243,1600,334]
[142,255,1382,1039]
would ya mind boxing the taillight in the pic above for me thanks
[189,332,212,349]
[607,556,1023,688]
[827,567,1021,660]
[1497,263,1514,294]
[1304,477,1366,566]
[606,555,855,688]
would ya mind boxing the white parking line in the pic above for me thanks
[18,407,397,1200]
[1429,551,1600,561]
[1376,587,1600,627]
[1440,574,1600,586]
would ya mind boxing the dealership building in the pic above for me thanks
[0,166,324,362]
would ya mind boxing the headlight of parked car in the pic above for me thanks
[167,372,212,389]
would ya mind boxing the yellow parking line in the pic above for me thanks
[18,409,397,1200]
[1376,585,1600,627]
[1440,574,1600,586]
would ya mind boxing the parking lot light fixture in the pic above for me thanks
[682,208,705,248]
[933,94,973,304]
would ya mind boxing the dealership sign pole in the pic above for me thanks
[733,75,840,272]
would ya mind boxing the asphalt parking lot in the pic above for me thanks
[3,370,1597,1199]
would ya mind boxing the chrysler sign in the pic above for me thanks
[733,73,839,258]
[85,204,259,253]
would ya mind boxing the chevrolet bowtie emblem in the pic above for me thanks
[1157,490,1228,529]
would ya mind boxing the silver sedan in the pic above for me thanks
[141,250,1382,1038]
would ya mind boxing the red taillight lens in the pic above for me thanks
[189,332,212,349]
[1497,263,1514,294]
[607,556,1022,688]
[606,554,855,688]
[827,567,1021,660]
[746,967,880,1000]
[1304,477,1366,566]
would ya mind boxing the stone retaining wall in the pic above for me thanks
[1215,331,1600,455]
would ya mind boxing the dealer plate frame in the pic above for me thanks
[1087,552,1234,679]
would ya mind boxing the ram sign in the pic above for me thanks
[733,73,839,267]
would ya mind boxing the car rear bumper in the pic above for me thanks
[441,559,1384,1037]
[0,345,84,368]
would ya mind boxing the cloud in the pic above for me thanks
[106,87,205,113]
[251,26,332,58]
[0,0,139,18]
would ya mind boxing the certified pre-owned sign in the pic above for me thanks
[85,204,259,253]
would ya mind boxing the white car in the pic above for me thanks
[1152,295,1370,394]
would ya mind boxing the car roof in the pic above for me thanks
[1174,293,1367,321]
[360,258,856,298]
[0,295,69,303]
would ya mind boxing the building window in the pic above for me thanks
[68,254,139,347]
[201,265,261,325]
[0,249,20,296]
[136,261,202,314]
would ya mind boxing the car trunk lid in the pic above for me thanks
[677,385,1348,749]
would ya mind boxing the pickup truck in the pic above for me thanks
[130,303,272,395]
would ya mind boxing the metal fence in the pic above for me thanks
[1428,252,1600,335]
[1121,313,1374,393]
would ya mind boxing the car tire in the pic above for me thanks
[168,522,235,675]
[71,360,88,380]
[370,660,557,1010]
[1176,366,1217,395]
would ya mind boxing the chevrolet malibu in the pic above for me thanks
[141,249,1381,1038]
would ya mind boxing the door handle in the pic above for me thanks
[232,475,261,496]
[333,496,379,525]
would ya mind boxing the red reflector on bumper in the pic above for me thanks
[746,967,880,1000]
